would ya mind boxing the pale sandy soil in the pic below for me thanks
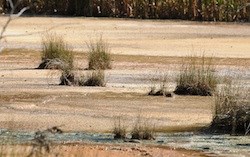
[1,17,250,58]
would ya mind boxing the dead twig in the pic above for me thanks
[0,0,29,41]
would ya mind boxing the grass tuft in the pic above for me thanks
[87,38,112,70]
[131,115,155,140]
[59,71,77,86]
[60,70,105,87]
[113,116,127,139]
[210,83,250,135]
[174,55,218,96]
[38,34,74,70]
[82,70,106,87]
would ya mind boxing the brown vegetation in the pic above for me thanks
[83,70,106,87]
[210,83,250,135]
[37,34,74,70]
[131,116,155,140]
[1,0,249,22]
[174,55,218,96]
[113,116,127,139]
[60,71,106,87]
[87,38,111,70]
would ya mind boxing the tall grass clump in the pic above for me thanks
[210,83,250,135]
[60,70,106,87]
[2,0,249,22]
[87,38,111,70]
[113,116,127,139]
[59,70,77,86]
[174,55,218,96]
[131,115,155,140]
[82,70,106,87]
[38,34,74,70]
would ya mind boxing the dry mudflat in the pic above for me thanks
[0,17,250,157]
[0,50,216,157]
[1,17,250,58]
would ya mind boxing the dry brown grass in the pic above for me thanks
[59,71,77,86]
[174,55,218,96]
[87,38,111,70]
[131,115,155,140]
[82,70,106,87]
[112,116,127,139]
[38,34,74,70]
[3,0,249,21]
[60,70,105,87]
[210,82,250,135]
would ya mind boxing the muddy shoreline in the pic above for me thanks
[0,129,249,157]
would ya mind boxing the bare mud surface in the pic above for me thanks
[1,17,250,58]
[0,48,249,157]
[0,17,250,157]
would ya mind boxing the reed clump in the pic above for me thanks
[60,70,105,87]
[82,70,106,87]
[38,34,74,70]
[131,116,155,140]
[113,116,127,139]
[3,0,249,22]
[174,55,218,96]
[87,38,112,70]
[210,83,250,135]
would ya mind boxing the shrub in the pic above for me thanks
[59,71,77,86]
[83,70,106,86]
[210,83,250,135]
[60,70,105,87]
[131,116,155,140]
[37,34,74,70]
[87,38,111,70]
[174,55,218,96]
[113,116,127,139]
